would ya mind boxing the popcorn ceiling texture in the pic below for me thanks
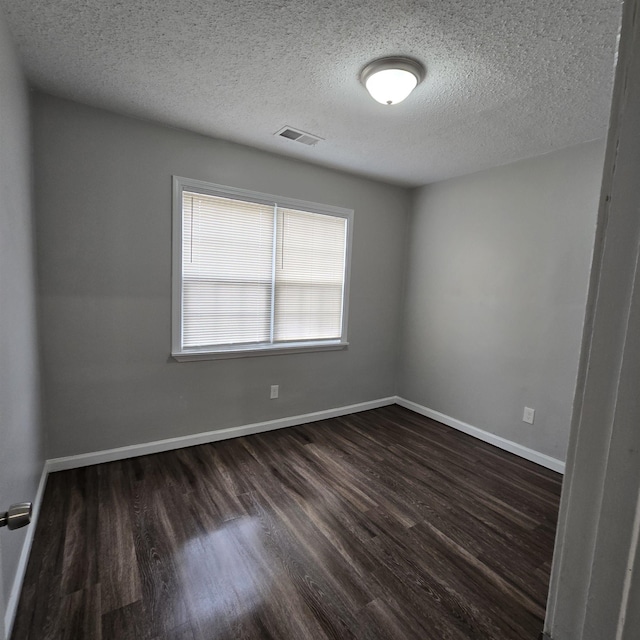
[0,0,622,186]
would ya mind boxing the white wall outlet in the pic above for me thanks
[523,406,535,424]
[270,384,279,399]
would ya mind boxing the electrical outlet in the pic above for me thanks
[270,385,279,399]
[523,407,535,424]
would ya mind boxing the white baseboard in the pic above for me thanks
[394,397,565,474]
[46,395,564,475]
[4,463,49,639]
[46,397,397,472]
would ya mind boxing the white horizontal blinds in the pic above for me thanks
[274,207,347,342]
[182,191,274,347]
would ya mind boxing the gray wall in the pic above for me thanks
[33,93,410,459]
[0,9,43,634]
[33,91,605,465]
[398,140,605,461]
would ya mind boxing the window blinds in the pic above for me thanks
[181,191,347,349]
[182,192,274,347]
[274,208,346,341]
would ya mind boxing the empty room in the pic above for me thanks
[2,1,640,639]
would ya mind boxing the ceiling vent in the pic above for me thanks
[275,126,323,146]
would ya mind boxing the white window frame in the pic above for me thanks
[171,176,353,361]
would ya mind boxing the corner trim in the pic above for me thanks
[46,397,397,472]
[395,397,566,474]
[4,463,49,639]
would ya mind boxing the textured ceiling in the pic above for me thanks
[0,0,622,186]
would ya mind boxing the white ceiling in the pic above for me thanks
[1,0,622,186]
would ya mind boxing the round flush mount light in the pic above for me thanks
[361,56,426,105]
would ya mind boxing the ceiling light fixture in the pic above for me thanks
[360,56,426,106]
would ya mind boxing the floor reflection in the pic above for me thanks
[178,516,268,631]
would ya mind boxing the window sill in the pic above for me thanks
[172,340,349,362]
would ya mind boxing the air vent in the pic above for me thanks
[275,126,323,146]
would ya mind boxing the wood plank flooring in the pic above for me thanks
[12,405,562,639]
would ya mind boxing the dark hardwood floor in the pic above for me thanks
[12,405,562,640]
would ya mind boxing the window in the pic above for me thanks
[172,177,353,360]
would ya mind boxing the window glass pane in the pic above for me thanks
[182,191,274,347]
[274,208,346,341]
